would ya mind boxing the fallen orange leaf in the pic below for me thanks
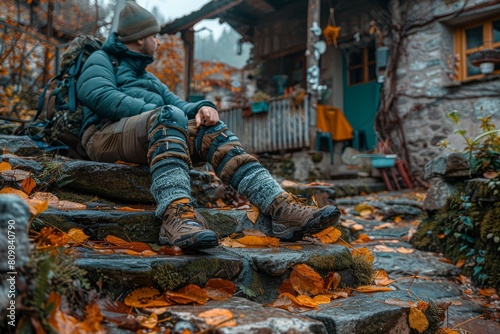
[277,279,296,296]
[296,294,318,308]
[203,278,236,300]
[455,259,465,268]
[352,247,375,262]
[166,284,210,305]
[0,161,12,171]
[105,235,153,252]
[396,247,414,254]
[373,270,395,286]
[198,308,237,327]
[312,294,331,304]
[137,312,158,329]
[290,264,324,296]
[313,226,341,244]
[356,285,393,293]
[324,272,341,291]
[67,228,90,244]
[409,307,429,333]
[0,187,28,198]
[479,287,497,297]
[352,233,371,244]
[21,176,36,195]
[374,222,394,230]
[232,230,280,247]
[246,206,259,223]
[124,287,171,308]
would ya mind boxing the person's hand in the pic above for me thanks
[195,106,219,127]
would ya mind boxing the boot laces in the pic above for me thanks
[274,193,312,220]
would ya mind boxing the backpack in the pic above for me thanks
[22,34,115,159]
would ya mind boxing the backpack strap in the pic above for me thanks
[34,74,61,122]
[67,45,90,114]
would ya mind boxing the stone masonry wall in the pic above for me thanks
[388,0,500,180]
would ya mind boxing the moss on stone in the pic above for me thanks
[183,258,221,287]
[308,249,353,274]
[422,300,445,334]
[201,212,238,237]
[349,255,374,287]
[151,262,186,291]
[311,152,323,163]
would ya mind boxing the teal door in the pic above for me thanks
[342,44,380,151]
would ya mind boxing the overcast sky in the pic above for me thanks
[136,0,228,38]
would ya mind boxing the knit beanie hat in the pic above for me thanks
[117,0,160,43]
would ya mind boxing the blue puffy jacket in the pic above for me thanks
[77,33,215,135]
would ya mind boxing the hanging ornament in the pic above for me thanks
[323,8,341,47]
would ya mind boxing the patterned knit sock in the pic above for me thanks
[150,158,192,217]
[230,162,284,212]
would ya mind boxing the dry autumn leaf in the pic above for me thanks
[203,278,236,300]
[352,247,375,262]
[47,291,105,334]
[21,176,36,194]
[313,226,341,244]
[0,187,28,198]
[34,227,70,249]
[324,272,341,291]
[373,270,395,286]
[290,264,324,296]
[136,313,158,329]
[199,308,237,327]
[373,244,396,252]
[374,222,394,230]
[0,161,12,171]
[296,294,318,308]
[124,287,171,308]
[312,294,331,304]
[396,247,415,254]
[166,284,210,305]
[356,285,393,293]
[479,287,497,297]
[277,279,296,296]
[67,228,90,244]
[409,307,429,333]
[105,235,153,252]
[352,233,371,244]
[246,206,259,223]
[232,230,280,247]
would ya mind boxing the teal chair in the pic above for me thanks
[316,132,334,164]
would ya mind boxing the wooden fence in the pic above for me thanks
[219,98,310,153]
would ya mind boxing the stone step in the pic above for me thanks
[74,243,362,304]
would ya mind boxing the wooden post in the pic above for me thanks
[181,29,194,100]
[307,0,320,150]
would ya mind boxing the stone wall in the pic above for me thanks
[387,0,500,179]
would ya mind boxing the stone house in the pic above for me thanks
[161,0,500,182]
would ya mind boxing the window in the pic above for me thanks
[347,44,376,85]
[455,16,500,80]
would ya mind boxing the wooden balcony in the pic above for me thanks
[219,98,310,154]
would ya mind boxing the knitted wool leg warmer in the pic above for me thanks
[230,162,284,212]
[150,158,192,217]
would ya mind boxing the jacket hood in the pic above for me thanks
[102,32,154,71]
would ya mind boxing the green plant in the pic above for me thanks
[438,110,500,175]
[251,90,271,103]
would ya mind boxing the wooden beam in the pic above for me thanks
[180,29,194,100]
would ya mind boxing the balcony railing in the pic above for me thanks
[219,98,310,153]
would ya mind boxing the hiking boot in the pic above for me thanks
[159,198,218,250]
[266,192,341,241]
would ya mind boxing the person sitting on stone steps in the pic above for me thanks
[77,0,340,250]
